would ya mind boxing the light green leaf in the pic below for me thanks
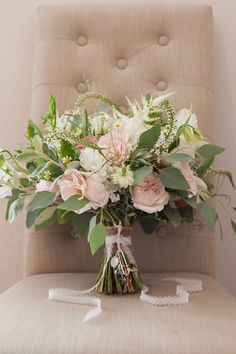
[31,162,49,178]
[164,206,182,227]
[26,120,42,140]
[0,154,4,168]
[8,198,25,223]
[32,135,43,152]
[42,143,58,162]
[35,211,57,231]
[16,152,39,163]
[133,166,152,183]
[35,206,57,225]
[164,153,193,164]
[72,212,91,237]
[197,144,225,159]
[57,196,89,211]
[159,167,189,190]
[27,191,55,212]
[198,201,217,232]
[42,96,57,131]
[175,116,191,140]
[138,124,160,149]
[60,139,79,160]
[89,222,106,255]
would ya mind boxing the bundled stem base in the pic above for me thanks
[95,228,142,295]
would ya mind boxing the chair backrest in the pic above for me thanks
[24,3,214,277]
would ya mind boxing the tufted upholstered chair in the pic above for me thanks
[1,3,236,354]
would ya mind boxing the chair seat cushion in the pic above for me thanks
[0,272,236,354]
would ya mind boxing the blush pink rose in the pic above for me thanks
[173,162,197,196]
[57,169,109,214]
[57,169,87,201]
[131,174,170,213]
[84,175,109,208]
[98,132,130,165]
[76,135,97,149]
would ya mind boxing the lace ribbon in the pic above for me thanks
[48,234,203,321]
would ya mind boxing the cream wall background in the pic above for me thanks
[0,0,236,295]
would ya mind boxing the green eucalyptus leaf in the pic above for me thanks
[27,191,55,212]
[183,196,197,209]
[89,222,106,255]
[164,153,193,164]
[197,144,225,159]
[72,212,91,237]
[35,211,57,231]
[163,206,182,227]
[159,167,189,190]
[26,208,42,228]
[196,157,214,177]
[133,166,152,183]
[179,205,194,223]
[198,201,217,232]
[138,124,160,149]
[35,206,57,226]
[139,216,158,234]
[57,196,89,211]
[56,209,72,224]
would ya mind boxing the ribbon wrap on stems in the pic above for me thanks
[49,229,203,322]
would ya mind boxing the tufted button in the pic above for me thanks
[77,35,88,46]
[77,82,88,94]
[117,59,128,70]
[156,80,168,91]
[158,35,169,46]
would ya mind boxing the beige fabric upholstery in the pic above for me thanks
[1,272,236,354]
[25,3,214,276]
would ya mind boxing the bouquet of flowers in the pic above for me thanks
[0,91,235,295]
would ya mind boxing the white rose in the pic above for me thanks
[80,148,110,181]
[36,180,53,192]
